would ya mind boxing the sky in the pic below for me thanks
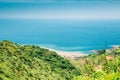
[0,0,120,51]
[0,0,120,20]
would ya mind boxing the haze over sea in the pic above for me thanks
[1,19,120,53]
[0,0,120,53]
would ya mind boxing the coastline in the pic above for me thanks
[41,46,88,59]
[41,45,120,59]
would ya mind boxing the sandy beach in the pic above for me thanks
[41,46,88,59]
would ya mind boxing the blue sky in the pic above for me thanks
[0,0,120,51]
[0,0,120,20]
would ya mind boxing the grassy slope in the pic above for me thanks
[72,48,120,80]
[1,40,120,80]
[0,40,80,80]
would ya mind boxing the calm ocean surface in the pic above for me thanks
[0,19,120,53]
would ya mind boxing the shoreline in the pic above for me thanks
[21,44,89,58]
[21,44,120,59]
[41,46,88,59]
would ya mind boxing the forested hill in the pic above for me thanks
[0,40,80,80]
[72,46,120,80]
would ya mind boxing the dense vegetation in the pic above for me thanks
[0,40,80,80]
[1,40,120,80]
[72,48,120,80]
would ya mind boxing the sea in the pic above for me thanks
[0,19,120,54]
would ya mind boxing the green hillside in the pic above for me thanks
[0,40,80,80]
[72,48,120,80]
[1,40,120,80]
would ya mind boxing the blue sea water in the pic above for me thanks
[0,19,120,53]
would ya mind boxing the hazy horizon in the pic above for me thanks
[0,0,120,19]
[0,0,120,53]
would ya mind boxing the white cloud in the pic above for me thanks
[0,0,120,20]
[0,9,120,20]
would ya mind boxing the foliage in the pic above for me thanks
[0,40,79,80]
[72,48,120,80]
[1,40,120,80]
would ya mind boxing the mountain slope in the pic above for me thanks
[72,48,120,80]
[0,40,80,80]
